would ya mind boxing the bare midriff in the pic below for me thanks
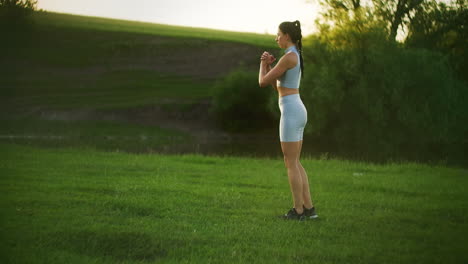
[277,86,300,97]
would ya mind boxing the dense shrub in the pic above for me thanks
[211,68,277,132]
[301,25,468,163]
[406,0,468,85]
[0,0,37,24]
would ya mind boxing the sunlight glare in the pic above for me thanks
[37,0,319,35]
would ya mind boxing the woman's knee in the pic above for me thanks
[283,155,298,168]
[297,160,303,169]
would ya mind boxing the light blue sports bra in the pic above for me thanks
[278,45,301,89]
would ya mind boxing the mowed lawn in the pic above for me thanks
[1,143,467,263]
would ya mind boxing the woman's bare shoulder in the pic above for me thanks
[279,52,298,68]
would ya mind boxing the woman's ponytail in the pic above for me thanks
[294,20,304,78]
[279,20,305,78]
[298,39,304,78]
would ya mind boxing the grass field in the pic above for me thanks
[0,118,191,153]
[3,69,212,111]
[2,12,467,263]
[1,143,467,263]
[1,11,278,154]
[2,11,277,112]
[31,11,277,48]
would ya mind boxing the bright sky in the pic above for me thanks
[37,0,320,36]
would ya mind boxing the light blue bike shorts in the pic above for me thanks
[278,94,307,142]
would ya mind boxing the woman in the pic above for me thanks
[258,20,318,220]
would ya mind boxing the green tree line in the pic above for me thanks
[213,0,467,165]
[301,0,467,163]
[0,0,37,27]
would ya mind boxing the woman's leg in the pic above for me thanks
[298,140,313,209]
[281,141,304,214]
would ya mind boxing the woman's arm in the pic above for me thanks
[259,52,278,88]
[259,59,274,88]
[266,64,277,90]
[259,52,272,86]
[259,53,295,88]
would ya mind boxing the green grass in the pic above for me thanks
[0,118,190,152]
[2,12,466,263]
[1,143,467,263]
[3,70,212,111]
[2,12,275,112]
[32,11,277,49]
[2,25,218,110]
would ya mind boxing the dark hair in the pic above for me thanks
[279,20,304,78]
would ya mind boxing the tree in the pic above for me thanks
[0,0,36,8]
[323,0,362,11]
[405,0,467,82]
[315,0,426,41]
[373,0,424,41]
[0,0,37,26]
[316,0,366,24]
[304,0,468,164]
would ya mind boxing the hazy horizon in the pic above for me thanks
[37,0,320,36]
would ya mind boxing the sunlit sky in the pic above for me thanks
[37,0,320,35]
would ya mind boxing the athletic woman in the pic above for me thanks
[258,21,318,220]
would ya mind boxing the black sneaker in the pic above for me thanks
[282,208,305,221]
[303,206,318,219]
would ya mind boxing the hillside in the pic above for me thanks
[32,11,277,48]
[0,11,282,156]
[2,11,279,110]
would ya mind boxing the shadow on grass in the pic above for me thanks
[52,230,181,262]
